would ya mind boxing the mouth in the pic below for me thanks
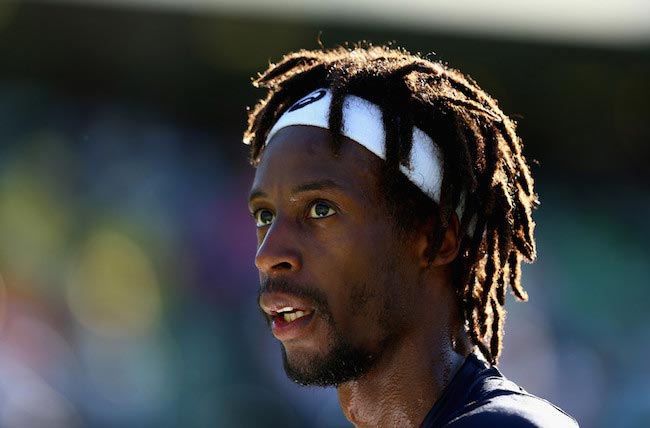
[270,308,316,342]
[273,306,314,323]
[259,293,318,342]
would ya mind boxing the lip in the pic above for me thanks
[271,311,316,341]
[259,291,317,342]
[259,291,313,316]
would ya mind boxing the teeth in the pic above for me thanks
[277,306,294,313]
[282,310,310,323]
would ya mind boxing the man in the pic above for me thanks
[245,45,578,427]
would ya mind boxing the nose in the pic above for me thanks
[254,218,302,275]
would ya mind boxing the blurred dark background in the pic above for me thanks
[0,0,648,427]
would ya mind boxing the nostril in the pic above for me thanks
[273,261,293,270]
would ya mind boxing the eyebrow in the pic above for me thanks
[248,179,345,203]
[292,179,343,194]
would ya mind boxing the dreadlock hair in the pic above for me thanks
[243,44,538,365]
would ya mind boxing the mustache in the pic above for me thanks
[257,277,330,315]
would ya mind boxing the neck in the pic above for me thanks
[336,328,467,428]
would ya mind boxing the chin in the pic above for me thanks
[281,339,379,387]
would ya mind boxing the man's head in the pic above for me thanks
[245,45,538,385]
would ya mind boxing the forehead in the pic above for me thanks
[251,125,384,198]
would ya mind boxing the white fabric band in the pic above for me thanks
[264,88,444,203]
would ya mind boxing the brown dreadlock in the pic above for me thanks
[243,44,538,365]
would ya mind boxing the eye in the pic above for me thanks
[308,201,336,219]
[253,208,275,227]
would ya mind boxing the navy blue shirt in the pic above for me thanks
[421,353,579,428]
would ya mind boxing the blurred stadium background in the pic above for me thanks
[0,0,648,426]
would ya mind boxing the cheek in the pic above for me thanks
[327,241,406,339]
[309,220,409,316]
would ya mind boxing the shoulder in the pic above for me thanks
[444,385,579,428]
[421,353,579,428]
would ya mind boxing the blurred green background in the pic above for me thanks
[0,0,648,427]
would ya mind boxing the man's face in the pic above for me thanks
[249,126,422,386]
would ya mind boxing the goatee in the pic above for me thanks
[258,277,383,387]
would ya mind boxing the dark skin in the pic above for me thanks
[249,126,469,428]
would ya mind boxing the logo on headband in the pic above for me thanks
[288,89,327,112]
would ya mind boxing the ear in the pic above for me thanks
[416,213,461,268]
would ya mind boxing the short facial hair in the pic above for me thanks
[258,277,386,387]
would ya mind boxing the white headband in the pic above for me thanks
[264,88,444,203]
